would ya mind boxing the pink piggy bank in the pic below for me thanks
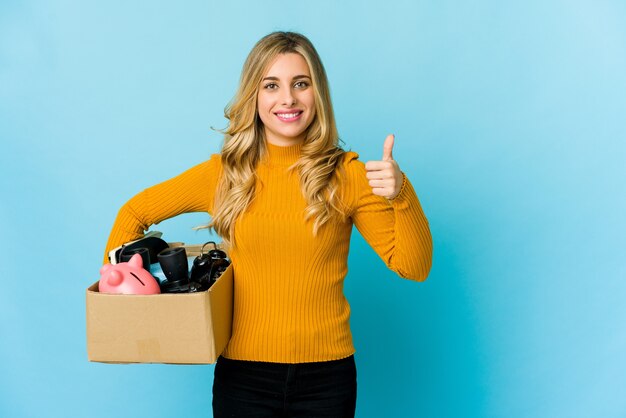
[99,253,161,295]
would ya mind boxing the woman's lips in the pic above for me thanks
[275,111,303,122]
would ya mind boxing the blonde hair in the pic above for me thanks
[203,31,349,248]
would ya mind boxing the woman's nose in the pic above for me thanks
[281,89,297,106]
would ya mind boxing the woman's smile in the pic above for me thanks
[275,110,303,122]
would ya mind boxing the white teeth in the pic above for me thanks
[276,112,300,119]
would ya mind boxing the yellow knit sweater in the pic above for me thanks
[103,141,432,363]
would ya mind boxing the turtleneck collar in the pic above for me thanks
[264,140,303,166]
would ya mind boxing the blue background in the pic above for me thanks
[1,1,625,417]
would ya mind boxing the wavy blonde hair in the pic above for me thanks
[202,31,350,248]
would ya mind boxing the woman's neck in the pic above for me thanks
[264,140,302,166]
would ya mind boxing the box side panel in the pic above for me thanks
[86,290,214,364]
[208,264,234,360]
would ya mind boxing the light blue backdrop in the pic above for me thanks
[1,1,624,417]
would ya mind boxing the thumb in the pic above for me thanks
[382,134,395,161]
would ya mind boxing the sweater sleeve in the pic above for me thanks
[102,154,222,264]
[344,152,433,281]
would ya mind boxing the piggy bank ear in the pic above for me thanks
[128,253,144,269]
[107,270,123,286]
[100,263,113,276]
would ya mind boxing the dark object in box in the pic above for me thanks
[86,264,233,364]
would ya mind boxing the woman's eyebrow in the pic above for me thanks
[262,75,312,81]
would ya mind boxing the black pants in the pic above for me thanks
[212,355,357,418]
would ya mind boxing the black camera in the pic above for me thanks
[158,242,230,293]
[190,241,230,291]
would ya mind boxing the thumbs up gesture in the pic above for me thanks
[365,134,403,200]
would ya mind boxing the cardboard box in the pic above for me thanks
[86,262,233,365]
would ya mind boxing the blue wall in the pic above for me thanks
[1,1,625,417]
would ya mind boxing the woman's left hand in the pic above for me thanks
[365,134,403,200]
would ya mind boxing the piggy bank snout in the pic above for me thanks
[107,270,124,286]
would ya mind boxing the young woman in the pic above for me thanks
[103,31,432,418]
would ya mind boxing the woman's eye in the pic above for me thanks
[264,83,278,90]
[294,81,309,88]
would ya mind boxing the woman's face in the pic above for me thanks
[257,53,316,147]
